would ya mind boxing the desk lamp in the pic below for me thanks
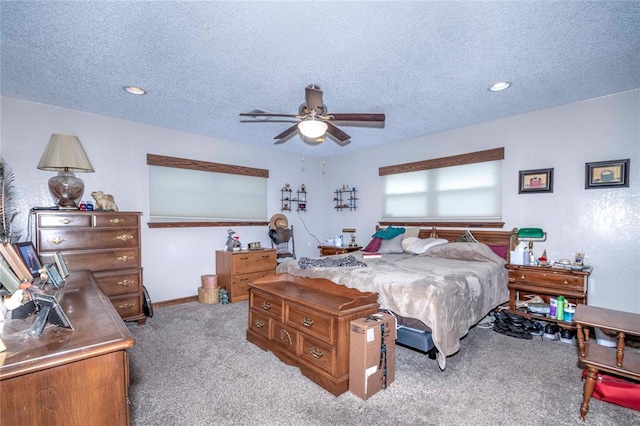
[342,228,357,247]
[516,228,546,265]
[37,134,95,209]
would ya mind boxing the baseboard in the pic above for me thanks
[154,295,198,308]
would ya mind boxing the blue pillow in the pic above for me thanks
[372,226,405,240]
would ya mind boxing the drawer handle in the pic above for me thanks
[117,279,135,287]
[520,274,525,279]
[110,218,124,224]
[116,234,134,242]
[301,316,314,327]
[117,303,135,310]
[48,237,66,245]
[309,347,323,359]
[254,319,265,328]
[262,301,271,310]
[563,279,569,284]
[240,256,249,260]
[117,255,135,262]
[59,218,74,225]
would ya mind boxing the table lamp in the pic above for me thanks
[37,134,95,209]
[516,228,546,265]
[342,228,357,247]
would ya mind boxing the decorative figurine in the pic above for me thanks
[91,191,119,211]
[225,229,241,251]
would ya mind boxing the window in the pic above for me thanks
[380,148,503,222]
[147,154,268,226]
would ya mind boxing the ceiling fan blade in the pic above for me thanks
[325,122,350,142]
[305,85,324,113]
[273,124,299,140]
[240,112,300,118]
[328,113,385,122]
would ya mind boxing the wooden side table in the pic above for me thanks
[317,245,362,256]
[574,304,640,420]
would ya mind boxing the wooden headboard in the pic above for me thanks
[376,224,514,262]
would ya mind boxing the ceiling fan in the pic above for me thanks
[239,85,385,146]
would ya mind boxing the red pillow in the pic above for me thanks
[488,244,508,260]
[363,237,383,252]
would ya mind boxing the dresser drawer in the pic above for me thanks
[300,334,334,372]
[272,322,298,355]
[42,249,140,272]
[231,251,276,274]
[37,213,92,228]
[287,302,334,343]
[231,271,273,298]
[509,270,584,291]
[93,269,142,297]
[248,309,271,339]
[38,228,139,251]
[250,290,283,319]
[110,294,142,318]
[94,214,140,228]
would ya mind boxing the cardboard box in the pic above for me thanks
[349,312,397,400]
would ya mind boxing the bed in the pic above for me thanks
[276,225,513,370]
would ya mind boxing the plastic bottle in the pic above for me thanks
[339,235,344,248]
[556,296,565,321]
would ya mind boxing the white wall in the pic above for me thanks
[326,89,640,313]
[0,97,324,303]
[2,90,639,313]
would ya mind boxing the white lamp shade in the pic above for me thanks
[298,120,328,139]
[37,134,95,172]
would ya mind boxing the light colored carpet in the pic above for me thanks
[126,301,640,426]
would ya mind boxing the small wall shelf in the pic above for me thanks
[334,187,357,211]
[281,186,307,212]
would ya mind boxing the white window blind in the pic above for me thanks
[147,154,268,222]
[381,159,502,221]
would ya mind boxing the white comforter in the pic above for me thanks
[276,242,508,358]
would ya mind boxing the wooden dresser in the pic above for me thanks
[215,249,276,303]
[1,271,134,426]
[246,273,379,396]
[35,210,146,324]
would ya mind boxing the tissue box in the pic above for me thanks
[510,249,528,265]
[349,313,397,400]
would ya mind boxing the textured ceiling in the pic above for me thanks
[2,1,639,157]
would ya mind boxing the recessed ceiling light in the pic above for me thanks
[123,86,147,95]
[488,81,512,92]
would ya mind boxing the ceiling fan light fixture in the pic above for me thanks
[123,85,147,95]
[298,119,328,139]
[488,81,512,92]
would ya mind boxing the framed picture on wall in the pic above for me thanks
[519,168,554,194]
[585,159,629,189]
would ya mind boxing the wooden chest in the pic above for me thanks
[35,210,146,324]
[246,273,379,396]
[215,249,277,303]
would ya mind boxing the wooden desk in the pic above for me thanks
[318,245,362,256]
[574,304,640,420]
[1,271,134,425]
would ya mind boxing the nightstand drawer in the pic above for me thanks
[509,270,584,291]
[286,302,334,343]
[230,271,273,298]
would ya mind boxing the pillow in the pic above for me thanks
[402,227,420,240]
[362,237,383,253]
[425,242,505,264]
[372,226,405,240]
[402,236,420,252]
[456,230,478,243]
[488,244,508,260]
[407,238,449,255]
[377,234,404,254]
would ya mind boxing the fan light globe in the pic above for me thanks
[298,119,327,139]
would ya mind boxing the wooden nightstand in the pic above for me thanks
[506,264,591,326]
[317,245,362,256]
[215,249,277,303]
